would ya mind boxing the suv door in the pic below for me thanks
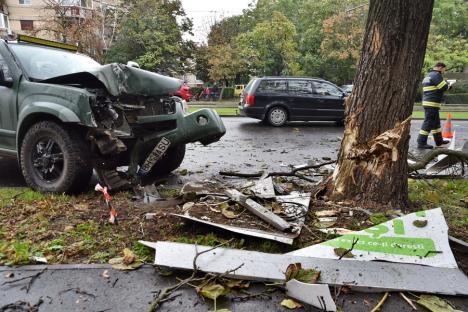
[311,81,345,119]
[0,50,18,151]
[254,79,288,111]
[287,79,315,120]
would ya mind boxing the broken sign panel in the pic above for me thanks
[288,208,458,269]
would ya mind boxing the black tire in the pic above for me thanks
[267,106,288,127]
[20,121,92,194]
[141,144,186,184]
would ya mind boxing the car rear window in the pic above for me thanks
[257,80,287,93]
[244,79,257,94]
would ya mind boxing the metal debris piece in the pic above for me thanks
[249,177,276,199]
[225,189,291,231]
[276,192,311,233]
[95,183,117,224]
[140,240,468,296]
[315,210,339,217]
[172,213,295,244]
[286,280,336,312]
[318,228,355,235]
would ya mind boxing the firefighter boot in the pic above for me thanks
[417,131,433,149]
[433,132,449,147]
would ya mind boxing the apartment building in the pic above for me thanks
[1,0,119,39]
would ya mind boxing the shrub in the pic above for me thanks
[448,80,468,94]
[221,87,235,99]
[445,93,468,104]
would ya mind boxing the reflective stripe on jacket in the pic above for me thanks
[422,70,448,108]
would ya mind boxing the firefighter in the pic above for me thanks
[417,62,451,149]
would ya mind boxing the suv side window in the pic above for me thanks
[289,80,312,95]
[257,80,287,93]
[313,81,342,97]
[0,54,13,80]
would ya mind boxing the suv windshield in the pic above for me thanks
[9,44,101,80]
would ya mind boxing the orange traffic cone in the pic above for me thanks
[442,113,453,139]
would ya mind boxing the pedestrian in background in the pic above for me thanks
[417,62,451,149]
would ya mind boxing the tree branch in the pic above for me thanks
[408,148,468,172]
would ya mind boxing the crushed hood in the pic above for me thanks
[41,63,182,97]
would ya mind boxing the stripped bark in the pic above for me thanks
[329,0,434,208]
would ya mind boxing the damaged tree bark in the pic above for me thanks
[328,0,434,208]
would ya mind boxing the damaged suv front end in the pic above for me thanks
[0,39,225,193]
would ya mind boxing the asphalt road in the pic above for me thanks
[0,118,467,311]
[0,118,467,187]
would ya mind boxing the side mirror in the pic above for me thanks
[0,69,13,87]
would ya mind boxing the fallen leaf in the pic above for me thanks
[198,283,229,300]
[109,257,142,270]
[413,220,428,228]
[370,213,388,225]
[285,263,302,281]
[426,191,440,203]
[271,202,284,214]
[158,269,173,277]
[221,206,244,219]
[295,268,320,284]
[182,202,195,212]
[225,279,250,289]
[314,221,336,229]
[334,248,354,258]
[122,248,136,265]
[281,298,304,309]
[417,295,462,312]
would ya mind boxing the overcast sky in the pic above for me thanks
[181,0,255,42]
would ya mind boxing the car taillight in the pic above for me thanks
[245,95,255,106]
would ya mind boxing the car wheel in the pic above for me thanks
[267,106,288,127]
[20,121,92,193]
[141,144,186,184]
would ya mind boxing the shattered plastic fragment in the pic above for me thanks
[95,183,117,224]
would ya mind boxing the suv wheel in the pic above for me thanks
[141,144,186,184]
[267,106,288,127]
[20,121,92,193]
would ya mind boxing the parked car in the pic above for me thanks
[239,77,346,126]
[234,84,245,97]
[340,84,353,95]
[171,84,193,101]
[0,35,226,193]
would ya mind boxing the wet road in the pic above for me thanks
[0,118,467,187]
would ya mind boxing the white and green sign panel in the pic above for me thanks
[289,208,458,269]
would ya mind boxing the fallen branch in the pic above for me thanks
[370,292,389,312]
[0,299,43,312]
[59,287,96,298]
[408,148,468,172]
[399,292,418,310]
[148,239,239,312]
[338,238,359,260]
[2,268,47,293]
[219,160,336,182]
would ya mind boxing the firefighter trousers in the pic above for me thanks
[417,106,444,146]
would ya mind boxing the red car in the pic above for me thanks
[171,84,192,101]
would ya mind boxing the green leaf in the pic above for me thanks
[370,213,388,225]
[285,263,301,282]
[334,248,354,258]
[280,298,303,309]
[413,220,428,228]
[417,295,463,312]
[198,283,229,300]
[295,268,321,284]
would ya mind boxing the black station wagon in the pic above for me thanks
[239,77,346,126]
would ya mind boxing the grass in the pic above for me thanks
[408,179,468,239]
[189,106,239,116]
[412,111,468,119]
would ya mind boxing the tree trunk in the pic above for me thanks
[329,0,434,209]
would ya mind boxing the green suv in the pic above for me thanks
[0,36,226,193]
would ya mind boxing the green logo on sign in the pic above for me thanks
[322,234,437,257]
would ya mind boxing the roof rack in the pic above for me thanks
[15,35,78,52]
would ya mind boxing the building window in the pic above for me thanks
[20,20,34,31]
[19,0,32,5]
[0,13,10,31]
